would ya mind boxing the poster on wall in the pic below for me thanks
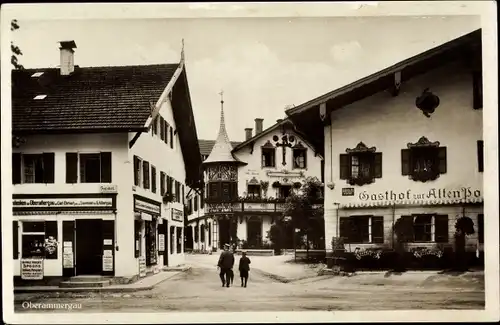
[158,234,165,252]
[63,252,74,268]
[139,256,146,277]
[21,259,44,280]
[102,250,113,271]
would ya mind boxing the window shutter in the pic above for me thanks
[42,153,55,183]
[100,152,112,183]
[477,214,484,244]
[371,216,384,243]
[164,121,169,144]
[182,185,185,204]
[473,70,483,110]
[434,214,449,243]
[170,127,174,149]
[45,221,58,259]
[13,221,18,259]
[339,217,351,243]
[133,156,140,186]
[373,152,382,179]
[12,153,22,184]
[401,149,411,176]
[153,117,158,135]
[477,140,484,172]
[160,117,165,141]
[65,153,78,183]
[151,166,157,193]
[398,215,414,242]
[339,154,350,180]
[320,160,325,183]
[160,172,166,195]
[438,147,447,174]
[143,161,150,189]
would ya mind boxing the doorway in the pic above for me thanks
[184,225,193,252]
[247,217,263,248]
[218,218,230,249]
[75,219,103,275]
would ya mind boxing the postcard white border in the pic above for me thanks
[1,1,498,324]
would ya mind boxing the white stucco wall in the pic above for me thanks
[323,60,483,251]
[131,97,187,268]
[12,133,131,276]
[234,128,323,199]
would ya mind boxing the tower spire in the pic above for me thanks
[203,90,242,165]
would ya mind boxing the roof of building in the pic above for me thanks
[12,63,204,189]
[11,64,179,133]
[285,29,482,156]
[231,118,323,158]
[199,140,241,156]
[203,101,246,165]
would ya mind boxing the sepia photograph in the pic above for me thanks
[1,2,498,324]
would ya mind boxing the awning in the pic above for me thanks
[339,197,484,209]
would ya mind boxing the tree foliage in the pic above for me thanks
[281,176,325,248]
[11,19,24,70]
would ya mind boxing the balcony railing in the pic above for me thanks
[205,196,324,214]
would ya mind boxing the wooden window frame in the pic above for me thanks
[261,147,276,168]
[401,137,446,183]
[142,160,150,189]
[339,215,384,244]
[292,147,307,169]
[340,142,382,186]
[247,184,261,198]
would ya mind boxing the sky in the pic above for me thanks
[12,16,480,141]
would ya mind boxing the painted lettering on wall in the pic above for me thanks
[359,187,482,201]
[13,198,112,208]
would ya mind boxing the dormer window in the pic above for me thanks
[340,142,382,186]
[401,136,446,183]
[261,141,276,168]
[292,142,307,169]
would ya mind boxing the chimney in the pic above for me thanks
[255,118,263,135]
[59,40,77,76]
[245,128,253,141]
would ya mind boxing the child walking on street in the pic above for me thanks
[238,251,251,288]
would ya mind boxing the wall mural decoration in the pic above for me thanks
[345,142,377,154]
[407,136,440,148]
[207,164,238,181]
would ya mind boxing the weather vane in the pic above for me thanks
[219,90,224,104]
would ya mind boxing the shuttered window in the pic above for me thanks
[164,121,169,145]
[12,153,22,184]
[160,117,165,141]
[477,140,484,172]
[134,156,141,187]
[152,117,158,135]
[402,147,446,180]
[100,152,112,183]
[66,153,78,183]
[477,214,484,244]
[339,152,382,184]
[143,161,150,189]
[151,166,157,193]
[372,216,384,243]
[434,214,449,243]
[170,127,174,149]
[160,172,166,196]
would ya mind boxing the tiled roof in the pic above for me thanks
[199,140,241,156]
[11,64,179,132]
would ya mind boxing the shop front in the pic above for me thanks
[133,194,164,276]
[13,193,117,282]
[333,186,484,252]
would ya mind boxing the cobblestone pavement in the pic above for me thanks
[13,255,484,312]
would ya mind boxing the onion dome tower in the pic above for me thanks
[203,91,246,250]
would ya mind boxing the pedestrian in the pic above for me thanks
[238,251,251,288]
[217,243,235,287]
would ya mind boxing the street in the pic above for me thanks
[13,254,485,312]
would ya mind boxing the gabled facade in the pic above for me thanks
[186,101,324,252]
[11,41,202,284]
[286,29,484,255]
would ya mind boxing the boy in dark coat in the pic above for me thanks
[238,251,251,287]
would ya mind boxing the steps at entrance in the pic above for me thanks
[59,276,112,288]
